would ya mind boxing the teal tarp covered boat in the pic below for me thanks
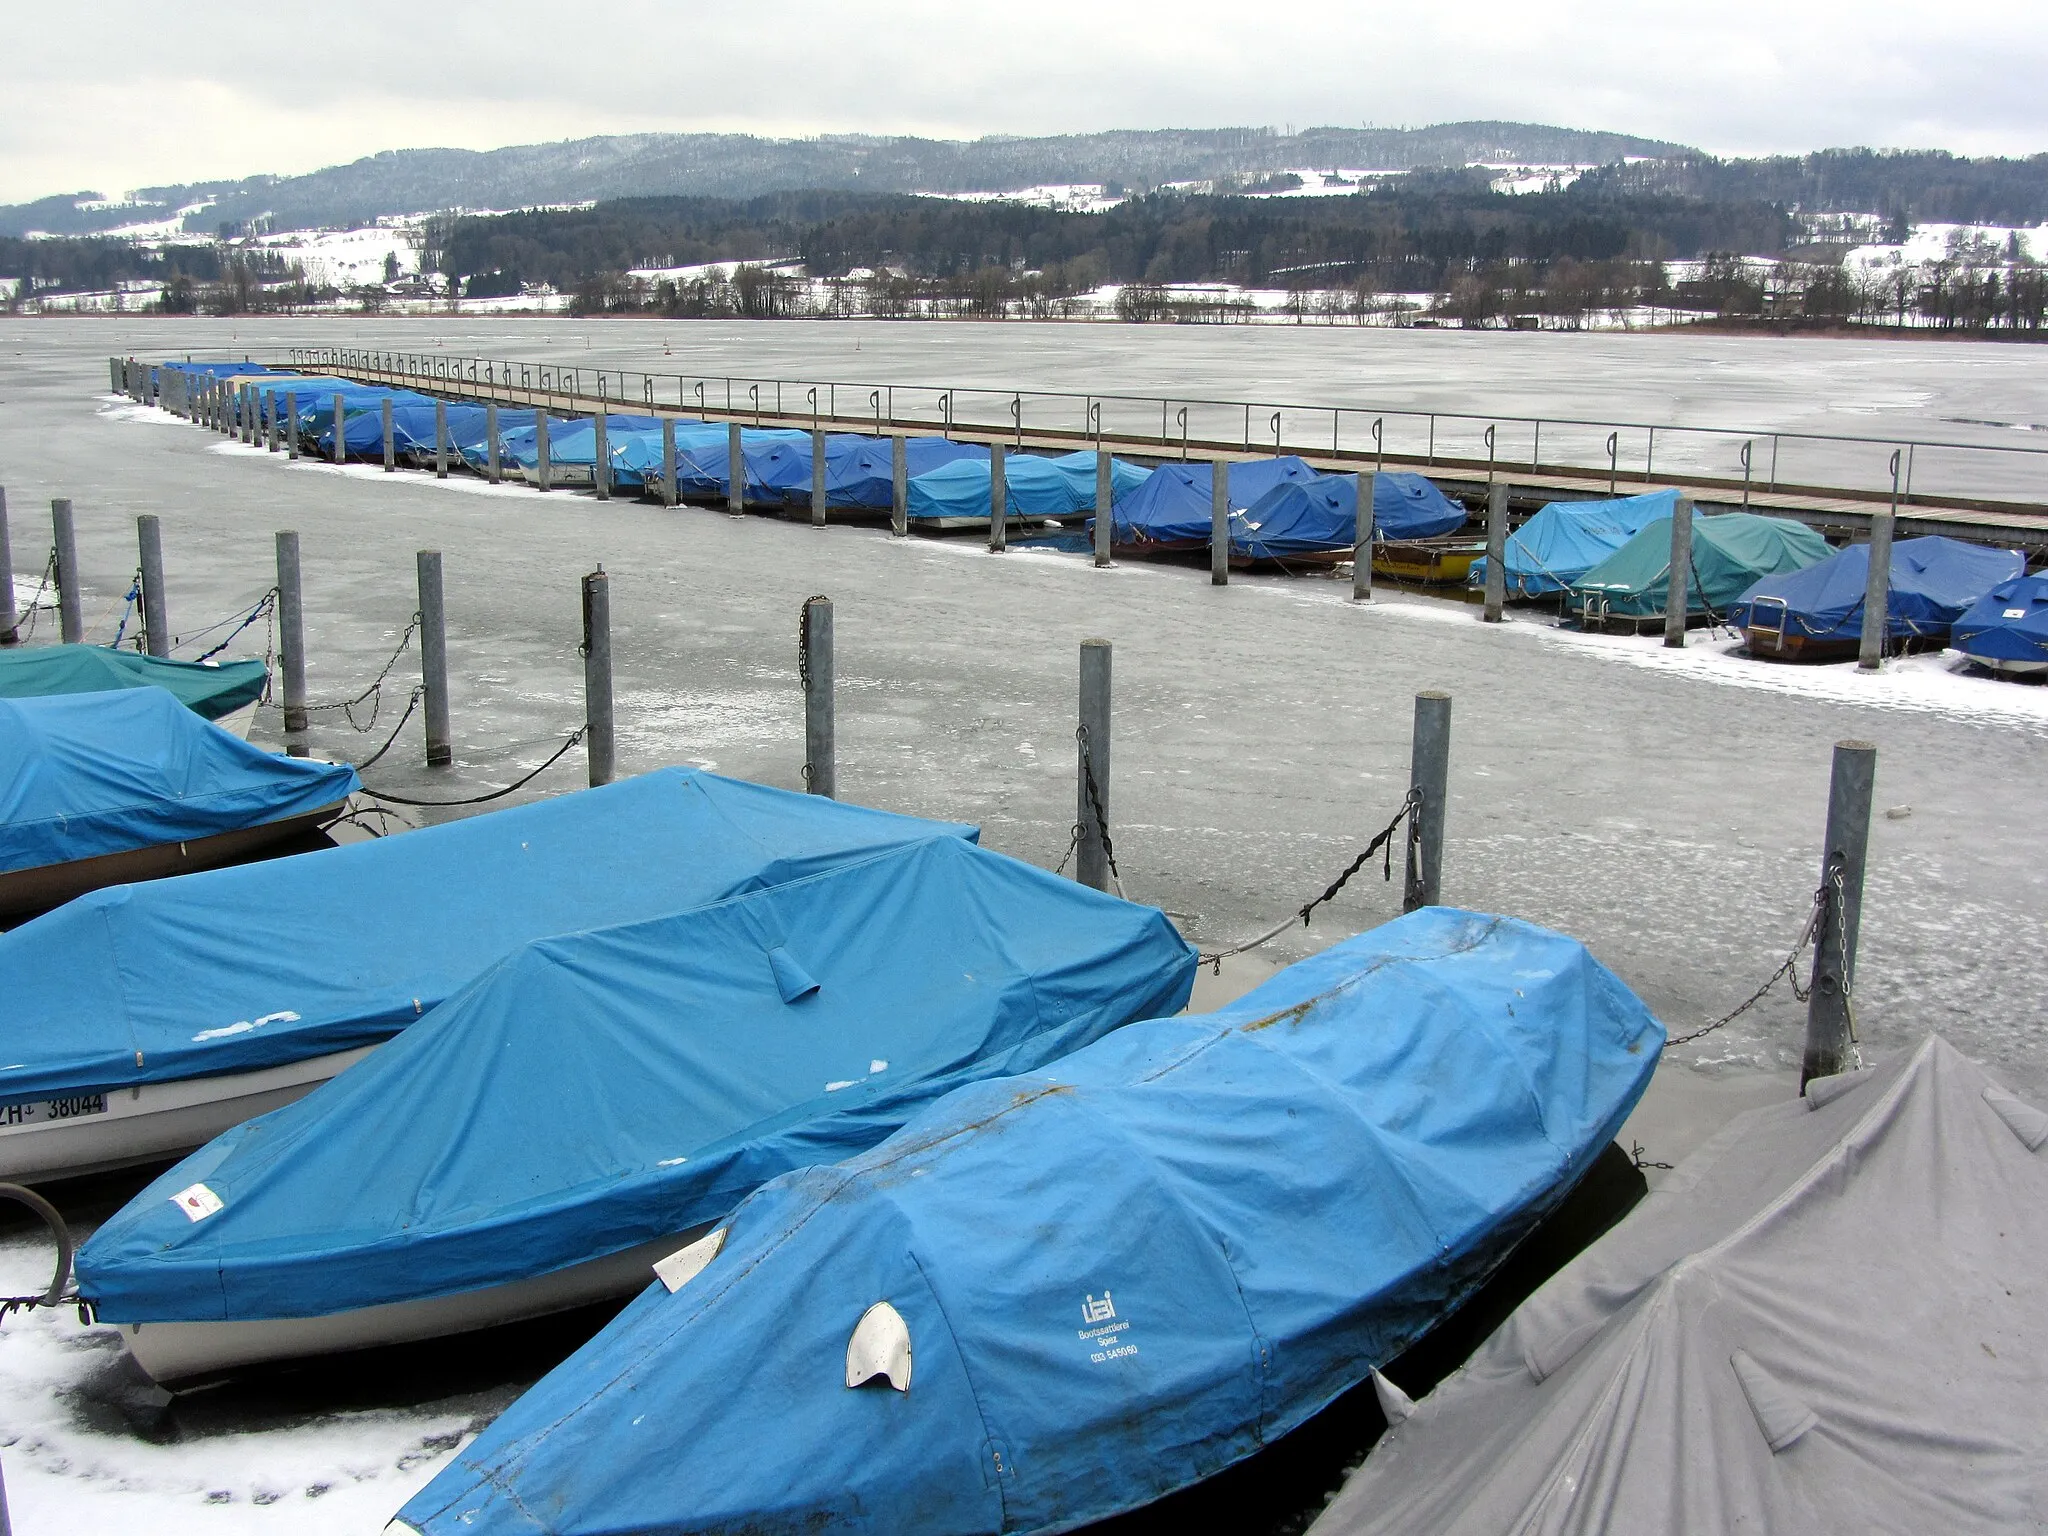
[0,645,267,720]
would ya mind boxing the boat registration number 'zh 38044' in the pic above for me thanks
[0,1093,110,1129]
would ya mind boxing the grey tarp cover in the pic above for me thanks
[1308,1035,2048,1536]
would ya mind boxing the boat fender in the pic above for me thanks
[846,1300,912,1391]
[653,1228,726,1294]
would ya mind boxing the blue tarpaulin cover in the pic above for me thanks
[0,690,355,877]
[1467,489,1679,597]
[1726,535,2025,643]
[1234,473,1465,559]
[78,835,1197,1323]
[0,645,268,721]
[1105,456,1321,546]
[1952,572,2048,667]
[0,769,974,1105]
[397,906,1662,1536]
[809,437,987,509]
[909,452,1150,522]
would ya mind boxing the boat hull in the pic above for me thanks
[1962,650,2048,676]
[0,1045,375,1184]
[0,799,345,920]
[1374,538,1486,586]
[121,1228,703,1387]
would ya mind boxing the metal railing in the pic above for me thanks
[285,346,2048,514]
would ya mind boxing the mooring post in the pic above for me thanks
[1404,690,1451,911]
[660,417,678,508]
[1803,740,1877,1089]
[0,487,16,645]
[1664,493,1695,648]
[1482,482,1508,621]
[109,357,121,394]
[594,408,610,500]
[810,426,828,526]
[891,435,908,537]
[536,412,552,492]
[227,383,239,439]
[332,393,346,463]
[1076,638,1113,892]
[286,392,300,460]
[264,389,279,452]
[801,595,835,798]
[1210,459,1230,585]
[486,403,502,484]
[989,443,1008,552]
[582,568,615,786]
[137,514,170,657]
[435,398,449,479]
[242,384,255,445]
[382,397,395,472]
[1095,450,1113,567]
[52,498,83,644]
[276,530,308,736]
[726,421,744,513]
[1859,460,1901,671]
[1353,470,1376,600]
[417,549,452,766]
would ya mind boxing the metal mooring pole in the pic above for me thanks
[801,595,835,798]
[332,393,346,463]
[726,422,744,513]
[1404,690,1451,911]
[1210,459,1230,585]
[989,444,1008,553]
[276,530,308,737]
[811,426,827,527]
[660,418,678,508]
[486,403,502,484]
[1482,483,1507,621]
[535,413,552,492]
[137,514,170,657]
[1803,740,1876,1090]
[593,409,610,500]
[52,498,83,644]
[1352,471,1376,601]
[1076,638,1113,892]
[891,436,908,537]
[582,569,615,786]
[1095,450,1114,568]
[286,392,300,460]
[1664,494,1694,648]
[417,550,452,766]
[1859,453,1901,671]
[435,399,450,480]
[0,487,16,645]
[382,398,395,472]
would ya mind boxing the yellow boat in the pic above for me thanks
[1373,537,1487,587]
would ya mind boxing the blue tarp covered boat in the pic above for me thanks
[1104,456,1321,550]
[313,391,440,457]
[453,407,539,473]
[395,906,1661,1536]
[1952,572,2048,675]
[80,835,1197,1379]
[0,689,356,917]
[1727,535,2026,660]
[0,645,268,721]
[1467,489,1679,598]
[0,769,972,1183]
[809,437,988,509]
[1232,472,1466,563]
[908,451,1151,525]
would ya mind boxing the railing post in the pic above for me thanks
[1352,471,1375,600]
[52,497,83,644]
[486,403,501,484]
[1076,638,1112,892]
[137,513,170,657]
[435,398,449,479]
[1095,449,1113,567]
[417,549,452,766]
[988,443,1007,552]
[1210,458,1229,585]
[660,418,678,507]
[582,568,614,786]
[1482,482,1507,621]
[801,595,834,798]
[1803,741,1876,1090]
[1664,494,1694,648]
[1404,690,1451,911]
[811,425,827,526]
[891,435,908,537]
[0,487,16,645]
[276,530,308,736]
[727,422,743,513]
[593,408,610,500]
[1859,453,1900,671]
[382,397,395,472]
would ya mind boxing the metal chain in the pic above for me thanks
[300,612,422,731]
[351,685,423,770]
[13,548,56,637]
[1667,867,1840,1047]
[797,594,828,787]
[360,723,588,807]
[1075,723,1123,898]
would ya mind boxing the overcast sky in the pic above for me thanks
[6,0,2045,205]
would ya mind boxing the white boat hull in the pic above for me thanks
[121,1227,705,1386]
[1964,651,2048,676]
[0,1046,375,1184]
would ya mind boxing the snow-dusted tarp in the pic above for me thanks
[1309,1035,2048,1536]
[1728,535,2025,643]
[1953,572,2048,668]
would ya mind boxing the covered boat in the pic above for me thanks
[1467,488,1679,599]
[0,644,267,721]
[0,769,970,1183]
[1947,571,2048,676]
[313,391,440,459]
[0,689,355,920]
[80,834,1197,1383]
[1728,535,2025,661]
[394,906,1660,1536]
[909,451,1150,527]
[1306,1036,2048,1536]
[1232,472,1466,567]
[453,406,539,475]
[1570,511,1829,629]
[1104,456,1321,552]
[812,436,987,509]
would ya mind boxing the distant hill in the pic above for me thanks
[0,122,1689,238]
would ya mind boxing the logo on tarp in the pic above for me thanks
[1081,1291,1116,1324]
[171,1183,224,1222]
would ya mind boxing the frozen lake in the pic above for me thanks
[2,317,2044,1532]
